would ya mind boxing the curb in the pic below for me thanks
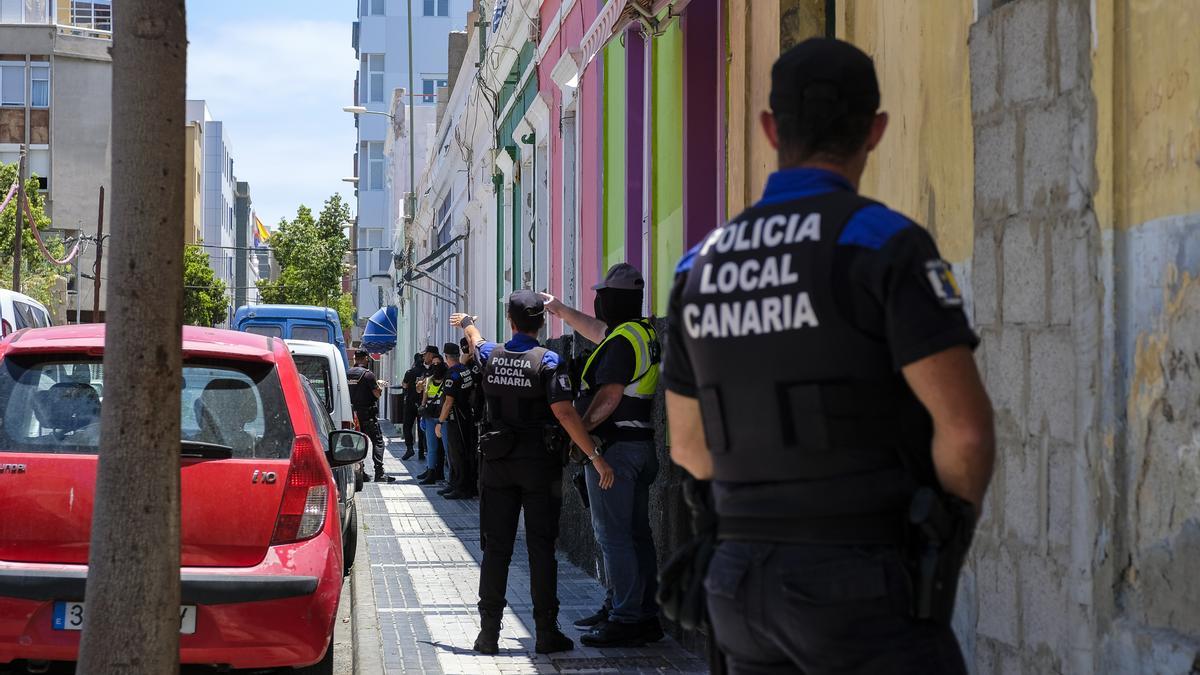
[351,501,385,675]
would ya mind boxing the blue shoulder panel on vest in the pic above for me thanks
[836,204,913,250]
[477,341,497,364]
[676,242,704,275]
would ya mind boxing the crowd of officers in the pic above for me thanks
[358,37,998,674]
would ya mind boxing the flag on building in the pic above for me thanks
[253,214,271,248]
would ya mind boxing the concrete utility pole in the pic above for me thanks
[77,2,187,673]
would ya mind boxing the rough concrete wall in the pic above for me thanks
[964,0,1106,672]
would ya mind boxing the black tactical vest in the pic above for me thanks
[347,365,375,409]
[677,190,934,487]
[481,345,553,433]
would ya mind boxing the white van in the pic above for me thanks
[286,338,365,491]
[0,289,52,336]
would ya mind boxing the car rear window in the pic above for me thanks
[13,301,47,329]
[0,357,295,458]
[291,326,330,342]
[244,324,283,338]
[293,354,333,413]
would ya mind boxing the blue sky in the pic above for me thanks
[186,0,358,229]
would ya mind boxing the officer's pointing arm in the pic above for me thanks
[665,391,713,479]
[902,346,995,513]
[539,292,607,345]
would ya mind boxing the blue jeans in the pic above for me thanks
[421,417,442,476]
[585,439,659,623]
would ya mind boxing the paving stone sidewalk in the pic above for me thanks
[358,423,707,674]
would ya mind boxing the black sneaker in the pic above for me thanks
[580,620,650,648]
[535,628,574,654]
[418,474,439,485]
[401,448,414,460]
[573,607,609,630]
[443,491,469,500]
[436,485,455,495]
[373,473,397,484]
[415,470,431,481]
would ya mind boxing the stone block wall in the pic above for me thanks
[964,0,1107,672]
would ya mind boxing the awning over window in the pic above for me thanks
[361,305,398,354]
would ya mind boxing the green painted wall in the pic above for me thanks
[652,21,684,315]
[603,41,627,272]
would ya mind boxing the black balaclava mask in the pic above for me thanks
[595,288,643,329]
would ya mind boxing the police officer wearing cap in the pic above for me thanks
[348,348,396,483]
[450,291,613,656]
[663,38,995,673]
[541,263,664,647]
[434,341,477,499]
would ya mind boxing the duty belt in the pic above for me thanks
[717,512,906,545]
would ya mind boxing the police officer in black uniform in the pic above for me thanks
[435,341,477,499]
[663,38,995,673]
[348,348,397,484]
[450,291,610,656]
[400,352,424,460]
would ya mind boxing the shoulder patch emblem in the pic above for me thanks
[558,374,571,390]
[925,260,964,308]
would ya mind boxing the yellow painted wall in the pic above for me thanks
[1105,1,1200,230]
[184,122,202,245]
[838,1,975,264]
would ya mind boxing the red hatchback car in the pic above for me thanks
[0,325,368,672]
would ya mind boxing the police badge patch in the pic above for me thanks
[925,260,964,308]
[558,374,571,390]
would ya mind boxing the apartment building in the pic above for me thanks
[1,0,113,321]
[186,99,239,326]
[349,0,470,335]
[184,119,203,245]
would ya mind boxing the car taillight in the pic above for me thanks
[270,435,329,545]
[341,421,354,429]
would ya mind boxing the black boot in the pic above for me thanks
[374,471,396,484]
[534,615,574,654]
[401,447,414,460]
[474,611,501,655]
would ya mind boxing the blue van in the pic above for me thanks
[232,305,349,369]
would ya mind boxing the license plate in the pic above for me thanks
[53,602,197,634]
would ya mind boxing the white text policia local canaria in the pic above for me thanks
[486,355,534,387]
[683,212,822,340]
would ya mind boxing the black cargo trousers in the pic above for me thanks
[477,442,563,623]
[355,405,387,474]
[705,541,968,674]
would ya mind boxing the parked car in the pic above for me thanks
[0,324,368,672]
[288,338,365,492]
[0,289,52,336]
[232,305,348,369]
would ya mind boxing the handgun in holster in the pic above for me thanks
[907,486,977,625]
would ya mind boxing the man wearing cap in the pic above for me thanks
[541,263,664,647]
[449,291,615,656]
[663,38,994,672]
[434,341,477,499]
[348,348,396,483]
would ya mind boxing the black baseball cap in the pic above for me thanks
[443,342,461,357]
[593,263,645,291]
[770,38,880,118]
[507,290,545,317]
[354,348,370,358]
[423,345,440,356]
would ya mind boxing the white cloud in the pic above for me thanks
[187,19,358,226]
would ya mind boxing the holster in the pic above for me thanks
[906,487,977,625]
[477,427,516,460]
[542,425,571,466]
[657,479,717,632]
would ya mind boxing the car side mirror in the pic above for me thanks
[327,430,369,467]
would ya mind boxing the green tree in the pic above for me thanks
[183,245,227,327]
[258,194,355,328]
[0,162,68,312]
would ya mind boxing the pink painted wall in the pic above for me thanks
[538,1,602,336]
